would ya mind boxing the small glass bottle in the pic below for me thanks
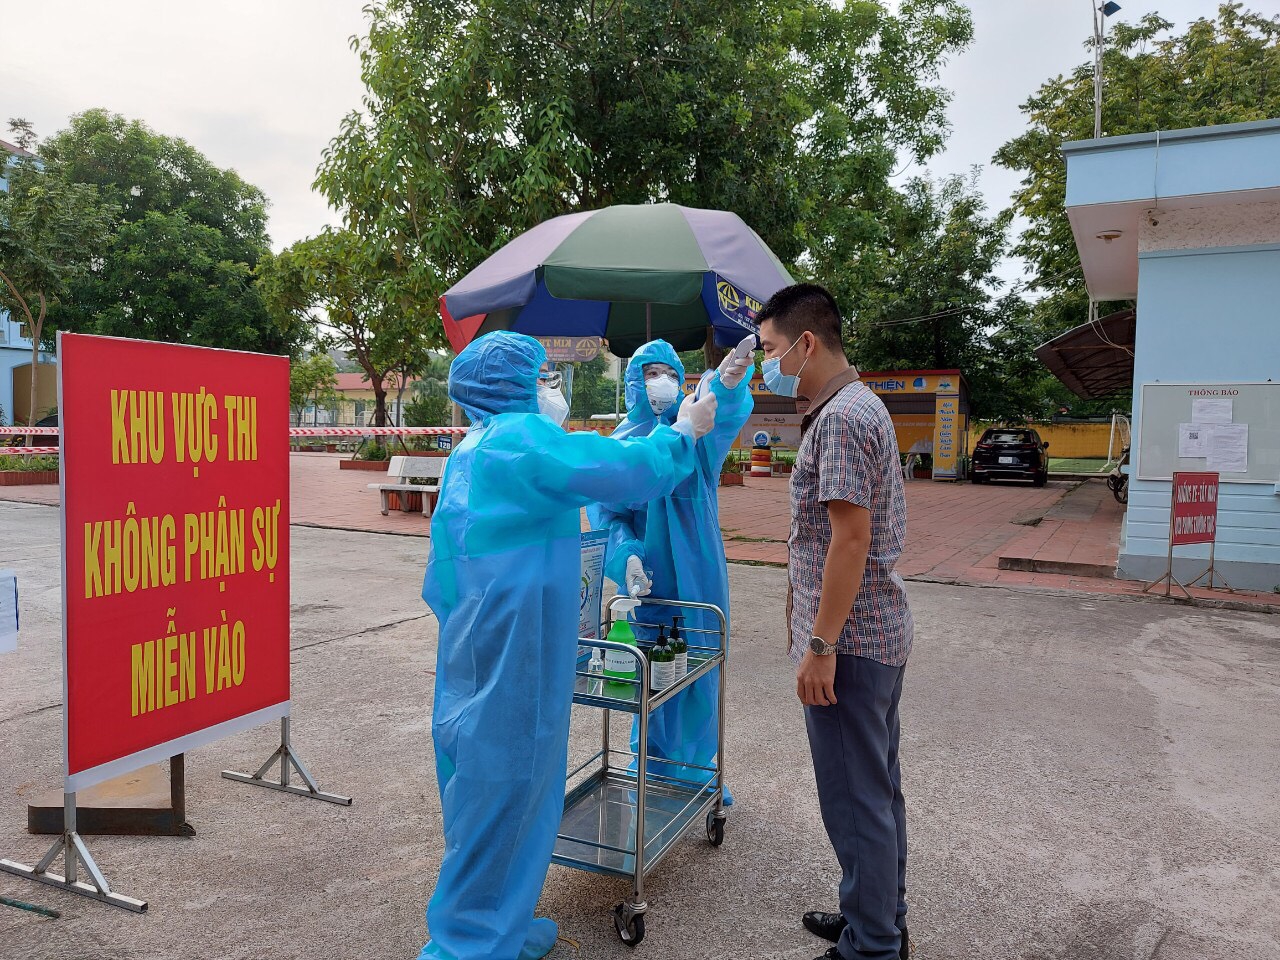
[588,648,604,696]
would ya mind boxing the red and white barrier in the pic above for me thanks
[0,426,59,436]
[289,427,467,437]
[0,447,59,455]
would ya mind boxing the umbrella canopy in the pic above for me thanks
[440,203,793,357]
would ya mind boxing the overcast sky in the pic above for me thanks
[2,0,1232,282]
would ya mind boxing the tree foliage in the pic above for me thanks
[313,0,972,355]
[259,228,421,427]
[37,109,301,355]
[0,124,116,425]
[995,3,1280,342]
[289,352,339,423]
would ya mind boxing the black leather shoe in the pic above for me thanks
[804,915,909,959]
[802,911,846,943]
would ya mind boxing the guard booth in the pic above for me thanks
[859,370,971,480]
[682,367,970,480]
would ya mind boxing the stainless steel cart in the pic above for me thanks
[553,596,728,947]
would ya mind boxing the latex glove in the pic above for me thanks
[625,555,651,598]
[674,391,718,440]
[717,335,758,389]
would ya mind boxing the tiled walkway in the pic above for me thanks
[4,453,1277,611]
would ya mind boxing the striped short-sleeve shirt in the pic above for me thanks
[787,373,912,666]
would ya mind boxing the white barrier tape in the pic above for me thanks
[0,426,59,435]
[0,447,58,455]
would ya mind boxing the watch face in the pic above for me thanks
[809,636,831,655]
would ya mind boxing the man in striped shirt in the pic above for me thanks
[757,284,913,960]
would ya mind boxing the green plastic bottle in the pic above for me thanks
[603,616,640,698]
[649,626,676,691]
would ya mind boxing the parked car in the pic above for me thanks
[971,427,1049,486]
[4,413,59,448]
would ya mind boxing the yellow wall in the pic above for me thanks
[12,363,57,423]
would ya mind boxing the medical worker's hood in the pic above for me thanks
[624,339,686,425]
[449,331,543,425]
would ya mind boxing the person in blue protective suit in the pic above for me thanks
[586,336,756,803]
[418,331,720,960]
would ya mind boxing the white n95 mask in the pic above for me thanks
[537,385,569,426]
[646,376,680,416]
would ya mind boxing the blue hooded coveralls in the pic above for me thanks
[586,339,753,797]
[419,332,701,960]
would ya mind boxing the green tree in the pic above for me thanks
[37,109,302,355]
[314,0,972,359]
[259,227,418,428]
[403,353,452,427]
[567,356,619,420]
[0,121,116,427]
[852,175,1009,371]
[289,352,339,424]
[995,4,1280,343]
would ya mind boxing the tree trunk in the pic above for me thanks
[27,294,47,429]
[372,383,387,428]
[703,327,728,376]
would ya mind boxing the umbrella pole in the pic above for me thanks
[646,302,652,342]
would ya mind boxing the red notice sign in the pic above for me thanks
[59,333,290,791]
[1170,471,1219,547]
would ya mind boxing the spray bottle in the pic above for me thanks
[603,598,641,698]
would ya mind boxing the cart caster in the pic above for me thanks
[613,903,646,946]
[706,810,726,846]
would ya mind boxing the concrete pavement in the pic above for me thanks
[1,500,1279,958]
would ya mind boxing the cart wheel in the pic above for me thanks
[706,810,726,846]
[613,903,645,946]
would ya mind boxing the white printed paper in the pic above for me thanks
[1178,423,1209,458]
[1206,423,1248,474]
[1191,398,1233,424]
[0,571,17,654]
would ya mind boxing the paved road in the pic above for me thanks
[1,500,1278,959]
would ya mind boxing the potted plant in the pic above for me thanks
[719,451,744,486]
[0,453,59,486]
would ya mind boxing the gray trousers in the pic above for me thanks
[804,654,906,960]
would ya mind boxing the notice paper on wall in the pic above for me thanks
[1207,422,1249,474]
[0,570,17,654]
[1178,423,1210,458]
[1191,398,1234,424]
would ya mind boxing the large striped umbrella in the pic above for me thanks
[439,203,793,357]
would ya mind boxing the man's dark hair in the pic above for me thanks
[756,283,845,352]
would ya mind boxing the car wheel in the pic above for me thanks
[1033,470,1047,487]
[970,472,983,484]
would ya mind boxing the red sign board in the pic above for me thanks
[1170,471,1219,547]
[59,334,290,790]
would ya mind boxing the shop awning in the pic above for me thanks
[1035,308,1135,400]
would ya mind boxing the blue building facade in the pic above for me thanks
[0,140,57,427]
[1063,119,1280,591]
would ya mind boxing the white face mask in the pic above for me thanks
[537,385,569,426]
[646,375,680,416]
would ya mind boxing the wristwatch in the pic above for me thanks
[809,635,836,656]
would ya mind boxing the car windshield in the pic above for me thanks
[988,432,1033,444]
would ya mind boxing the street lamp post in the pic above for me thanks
[1093,1,1122,139]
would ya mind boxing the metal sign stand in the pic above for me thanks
[1186,538,1236,593]
[221,717,351,806]
[1143,495,1194,600]
[0,793,147,913]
